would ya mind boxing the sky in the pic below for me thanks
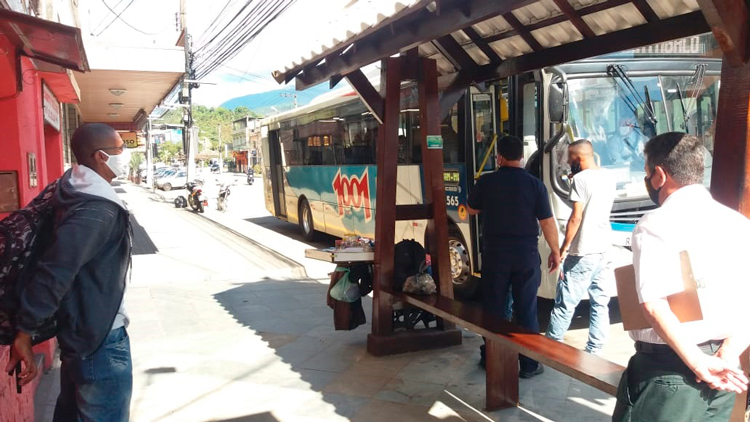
[79,0,352,107]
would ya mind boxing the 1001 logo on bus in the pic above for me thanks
[332,168,372,222]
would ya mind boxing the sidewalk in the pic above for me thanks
[34,183,620,421]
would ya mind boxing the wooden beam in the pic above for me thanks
[440,70,475,120]
[293,0,536,90]
[502,12,543,52]
[419,57,454,301]
[462,26,503,63]
[433,34,477,70]
[708,58,750,422]
[551,0,596,38]
[329,74,343,89]
[370,57,401,338]
[697,0,749,67]
[345,69,384,123]
[395,204,433,221]
[486,11,709,81]
[483,0,632,44]
[631,0,660,23]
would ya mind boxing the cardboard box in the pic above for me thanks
[615,251,703,331]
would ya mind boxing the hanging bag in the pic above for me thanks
[329,267,361,303]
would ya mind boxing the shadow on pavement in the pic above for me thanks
[212,279,616,421]
[207,413,280,422]
[244,216,338,249]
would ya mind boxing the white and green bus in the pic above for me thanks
[261,33,721,299]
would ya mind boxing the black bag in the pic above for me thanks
[348,263,373,297]
[0,181,59,345]
[393,239,425,291]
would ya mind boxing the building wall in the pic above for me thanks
[0,34,68,422]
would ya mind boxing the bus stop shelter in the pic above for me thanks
[271,0,749,419]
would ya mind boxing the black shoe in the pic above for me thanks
[519,364,544,379]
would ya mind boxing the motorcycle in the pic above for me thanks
[186,179,207,213]
[216,179,236,212]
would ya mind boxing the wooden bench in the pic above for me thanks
[393,291,626,411]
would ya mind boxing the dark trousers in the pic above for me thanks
[480,247,541,373]
[613,341,736,422]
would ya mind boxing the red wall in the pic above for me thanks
[0,35,65,421]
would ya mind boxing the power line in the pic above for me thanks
[98,0,169,36]
[192,0,295,80]
[195,0,293,79]
[92,0,135,36]
[195,0,236,47]
[90,0,126,35]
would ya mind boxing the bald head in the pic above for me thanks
[569,139,594,157]
[72,123,120,166]
[71,123,125,182]
[568,139,596,172]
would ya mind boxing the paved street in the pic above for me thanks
[33,181,627,422]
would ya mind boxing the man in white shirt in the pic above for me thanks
[546,140,616,354]
[613,132,750,421]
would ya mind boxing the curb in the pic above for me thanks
[134,183,311,280]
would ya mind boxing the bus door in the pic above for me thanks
[468,86,498,270]
[268,130,287,218]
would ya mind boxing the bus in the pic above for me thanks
[260,33,721,299]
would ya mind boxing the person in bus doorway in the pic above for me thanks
[468,135,561,378]
[546,139,616,355]
[613,132,750,421]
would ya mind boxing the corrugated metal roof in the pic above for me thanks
[273,0,705,86]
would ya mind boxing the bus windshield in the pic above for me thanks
[556,70,719,200]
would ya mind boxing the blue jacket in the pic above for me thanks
[17,168,131,357]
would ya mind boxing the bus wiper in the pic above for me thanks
[607,64,657,126]
[675,82,689,131]
[678,64,707,134]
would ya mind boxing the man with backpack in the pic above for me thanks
[468,135,561,378]
[5,123,133,421]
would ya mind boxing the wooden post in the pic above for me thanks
[709,58,750,422]
[485,338,519,410]
[367,56,462,356]
[370,58,402,339]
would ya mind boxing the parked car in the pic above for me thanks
[157,169,188,191]
[211,163,221,173]
[247,167,254,185]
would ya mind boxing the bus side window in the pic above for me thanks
[442,102,461,164]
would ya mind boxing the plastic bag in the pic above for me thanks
[402,262,437,295]
[329,267,361,302]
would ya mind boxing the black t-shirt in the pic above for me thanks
[467,167,553,250]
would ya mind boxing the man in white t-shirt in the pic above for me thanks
[613,132,749,421]
[546,139,616,354]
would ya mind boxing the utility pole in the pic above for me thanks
[218,124,223,170]
[147,118,154,192]
[280,92,298,108]
[179,0,197,183]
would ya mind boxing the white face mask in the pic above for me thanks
[100,148,131,178]
[619,126,631,136]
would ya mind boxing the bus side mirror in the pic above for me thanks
[548,81,568,124]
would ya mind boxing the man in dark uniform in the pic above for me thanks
[468,135,561,378]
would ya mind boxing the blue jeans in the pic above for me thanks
[546,254,611,354]
[54,327,133,422]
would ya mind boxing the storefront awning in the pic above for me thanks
[0,8,89,73]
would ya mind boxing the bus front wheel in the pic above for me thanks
[299,199,316,241]
[448,228,477,299]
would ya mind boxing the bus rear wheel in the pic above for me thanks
[299,199,316,241]
[448,228,477,299]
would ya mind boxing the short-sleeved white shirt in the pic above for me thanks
[568,168,616,255]
[630,184,750,344]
